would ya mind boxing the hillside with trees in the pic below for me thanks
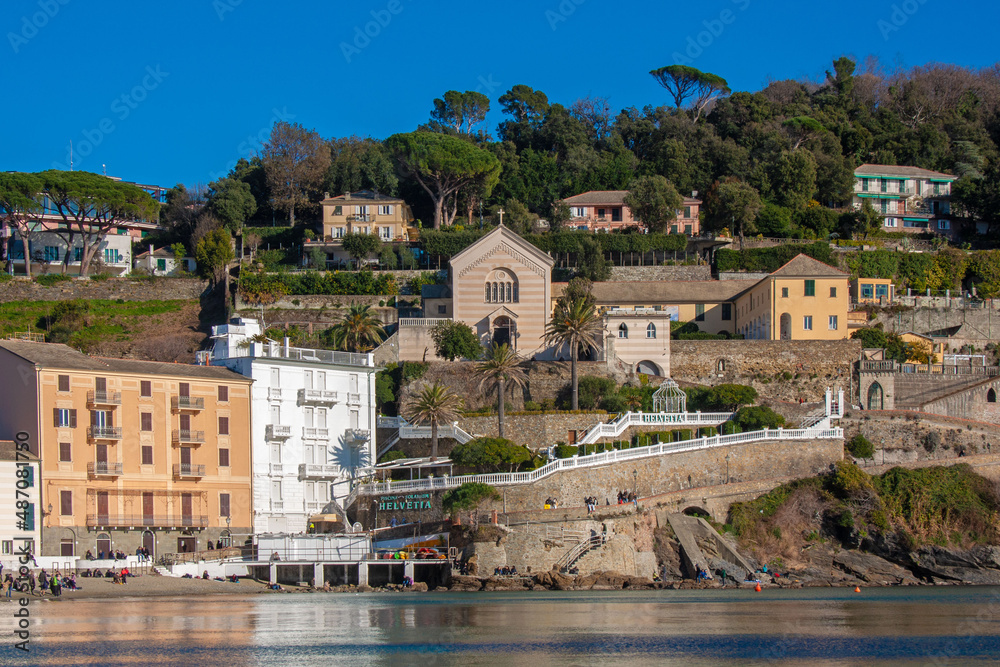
[146,56,1000,251]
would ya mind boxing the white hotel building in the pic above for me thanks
[205,319,376,534]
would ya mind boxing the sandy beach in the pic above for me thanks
[8,573,281,601]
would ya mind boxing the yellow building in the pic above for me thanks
[319,190,415,241]
[733,255,850,340]
[0,341,253,558]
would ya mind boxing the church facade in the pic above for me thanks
[399,225,671,377]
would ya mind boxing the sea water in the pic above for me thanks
[13,587,1000,666]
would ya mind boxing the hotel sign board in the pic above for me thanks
[377,493,433,511]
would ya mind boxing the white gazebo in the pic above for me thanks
[652,378,686,414]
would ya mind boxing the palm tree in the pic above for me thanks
[544,297,603,410]
[475,343,527,439]
[404,382,463,461]
[327,304,386,353]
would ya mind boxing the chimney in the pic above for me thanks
[324,192,329,199]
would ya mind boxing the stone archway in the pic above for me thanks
[868,381,884,410]
[779,313,792,340]
[636,360,662,376]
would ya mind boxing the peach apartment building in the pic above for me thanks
[0,340,252,558]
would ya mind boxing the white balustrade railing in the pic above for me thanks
[577,411,735,445]
[348,426,843,498]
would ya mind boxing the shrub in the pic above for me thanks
[441,482,500,514]
[450,437,532,473]
[378,450,407,464]
[846,434,875,459]
[729,405,785,431]
[554,444,578,458]
[89,273,112,282]
[35,274,72,287]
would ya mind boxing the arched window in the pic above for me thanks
[512,284,518,302]
[646,323,656,339]
[988,388,997,403]
[867,382,884,411]
[506,283,512,302]
[618,323,628,339]
[492,283,498,302]
[485,283,491,302]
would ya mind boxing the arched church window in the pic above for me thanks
[618,323,628,339]
[646,323,656,339]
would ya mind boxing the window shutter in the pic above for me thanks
[70,410,77,428]
[53,408,59,428]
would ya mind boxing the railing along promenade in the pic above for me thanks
[346,425,843,506]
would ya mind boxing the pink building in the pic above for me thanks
[561,190,701,235]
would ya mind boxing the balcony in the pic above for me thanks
[173,463,206,478]
[304,501,324,513]
[86,514,208,528]
[87,390,121,407]
[267,424,292,440]
[171,429,206,445]
[345,428,370,444]
[172,396,205,412]
[269,463,284,475]
[268,387,283,400]
[347,392,362,405]
[303,427,330,440]
[270,501,284,512]
[347,214,373,222]
[298,388,339,405]
[298,463,342,480]
[87,426,122,441]
[87,462,123,477]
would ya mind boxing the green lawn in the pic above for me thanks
[0,299,191,350]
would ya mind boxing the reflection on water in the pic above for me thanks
[12,587,1000,666]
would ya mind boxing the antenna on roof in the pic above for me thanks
[70,141,73,171]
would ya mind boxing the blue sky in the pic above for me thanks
[3,0,999,188]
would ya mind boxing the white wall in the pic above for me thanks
[209,321,377,536]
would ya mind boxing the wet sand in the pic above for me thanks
[10,573,278,601]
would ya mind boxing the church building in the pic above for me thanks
[401,224,672,377]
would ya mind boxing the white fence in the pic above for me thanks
[578,411,735,445]
[346,426,843,503]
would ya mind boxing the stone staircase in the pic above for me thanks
[894,375,987,409]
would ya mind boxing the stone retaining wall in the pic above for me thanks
[354,437,842,525]
[457,413,610,446]
[0,277,209,302]
[841,411,1000,463]
[670,339,861,402]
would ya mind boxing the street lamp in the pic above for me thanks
[226,514,231,548]
[880,438,885,466]
[372,500,379,531]
[725,453,731,484]
[633,469,638,496]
